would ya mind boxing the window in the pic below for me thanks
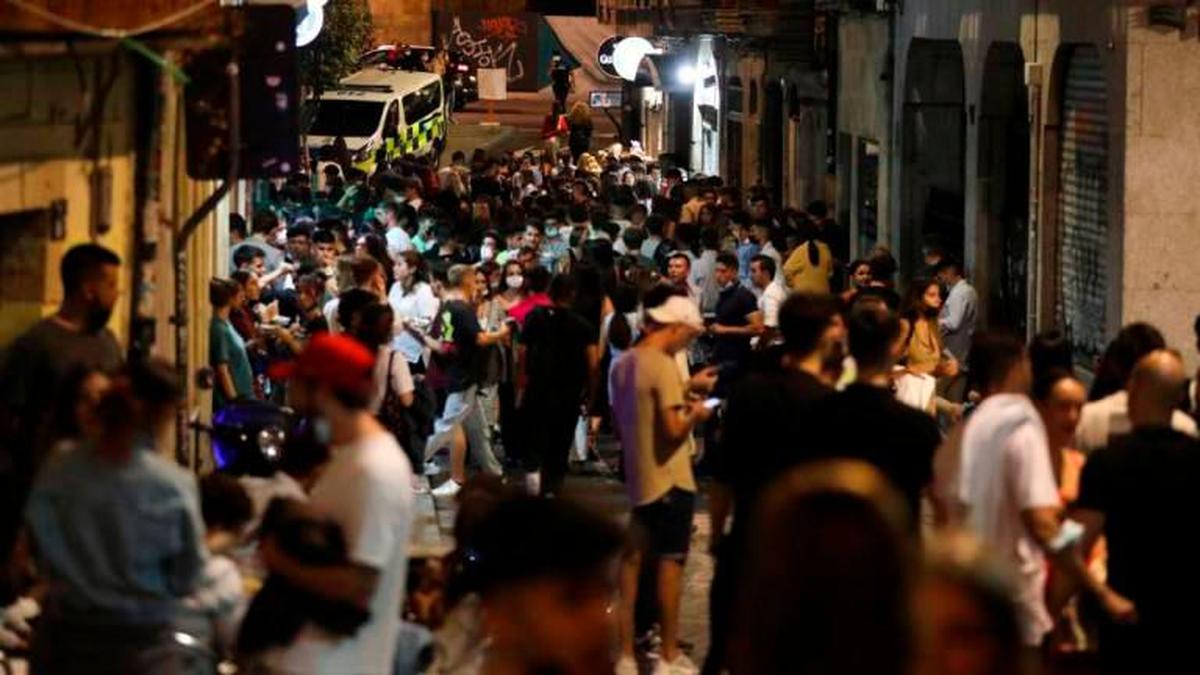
[309,99,385,138]
[727,76,743,114]
[402,82,443,125]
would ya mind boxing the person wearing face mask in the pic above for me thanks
[0,244,125,607]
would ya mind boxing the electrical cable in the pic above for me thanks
[2,0,217,40]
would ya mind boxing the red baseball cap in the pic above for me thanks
[268,333,375,396]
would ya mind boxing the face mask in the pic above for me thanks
[545,226,560,239]
[85,304,114,333]
[480,244,495,262]
[506,275,524,290]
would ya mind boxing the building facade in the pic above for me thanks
[832,0,1200,368]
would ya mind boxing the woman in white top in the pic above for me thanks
[388,250,440,366]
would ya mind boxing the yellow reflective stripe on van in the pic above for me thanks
[401,113,446,155]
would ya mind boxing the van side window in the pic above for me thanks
[384,101,400,138]
[402,82,442,124]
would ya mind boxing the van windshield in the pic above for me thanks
[309,99,384,138]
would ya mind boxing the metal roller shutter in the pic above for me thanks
[1057,46,1109,361]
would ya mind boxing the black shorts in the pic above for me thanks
[631,488,696,561]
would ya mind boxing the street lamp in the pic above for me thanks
[676,64,697,86]
[295,0,327,47]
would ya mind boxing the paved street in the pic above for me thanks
[413,437,714,666]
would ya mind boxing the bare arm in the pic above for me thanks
[1023,507,1137,623]
[215,364,238,401]
[261,537,380,610]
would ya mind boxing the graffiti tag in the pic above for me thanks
[479,16,526,41]
[448,16,526,84]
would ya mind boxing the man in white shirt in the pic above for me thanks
[263,333,413,675]
[749,254,787,344]
[666,252,702,307]
[958,339,1130,648]
[1076,323,1197,453]
[935,258,979,365]
[379,201,413,260]
[750,221,783,283]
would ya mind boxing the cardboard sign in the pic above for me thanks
[477,67,508,101]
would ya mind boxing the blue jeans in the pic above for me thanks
[424,386,502,475]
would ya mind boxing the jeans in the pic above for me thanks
[424,386,502,476]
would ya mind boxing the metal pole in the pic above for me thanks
[173,39,241,470]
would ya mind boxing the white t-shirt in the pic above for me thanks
[757,280,788,329]
[958,394,1060,646]
[323,297,341,334]
[265,431,414,674]
[1076,390,1198,454]
[385,227,413,260]
[387,281,439,364]
[371,346,416,413]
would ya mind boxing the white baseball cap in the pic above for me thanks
[645,296,704,331]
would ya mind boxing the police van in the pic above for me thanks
[306,68,447,173]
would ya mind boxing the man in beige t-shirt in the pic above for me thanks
[610,295,711,675]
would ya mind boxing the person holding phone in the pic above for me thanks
[610,295,711,675]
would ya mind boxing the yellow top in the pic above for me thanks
[783,241,833,294]
[904,317,944,375]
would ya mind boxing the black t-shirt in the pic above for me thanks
[522,305,593,404]
[433,300,482,393]
[1076,427,1200,641]
[713,368,832,537]
[811,383,940,524]
[712,284,758,366]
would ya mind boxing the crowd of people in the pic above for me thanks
[0,133,1197,675]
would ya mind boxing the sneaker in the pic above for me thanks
[431,479,461,498]
[423,460,442,477]
[657,653,698,675]
[614,655,638,675]
[524,471,541,495]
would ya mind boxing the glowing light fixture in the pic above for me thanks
[612,37,660,82]
[295,0,327,47]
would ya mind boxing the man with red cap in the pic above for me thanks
[262,333,414,674]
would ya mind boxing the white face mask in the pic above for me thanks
[506,275,524,290]
[480,244,495,262]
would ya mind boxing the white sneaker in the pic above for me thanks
[524,471,541,495]
[423,460,442,476]
[614,655,639,675]
[658,653,698,675]
[431,479,461,498]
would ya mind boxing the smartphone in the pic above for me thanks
[703,398,722,410]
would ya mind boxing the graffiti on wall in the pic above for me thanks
[447,16,527,85]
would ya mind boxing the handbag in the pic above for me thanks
[377,350,412,442]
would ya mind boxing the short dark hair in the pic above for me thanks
[524,265,552,294]
[867,249,897,282]
[1032,367,1078,402]
[847,298,902,371]
[548,273,577,304]
[251,210,278,236]
[934,257,964,278]
[568,203,590,224]
[750,254,776,278]
[472,495,623,595]
[209,277,240,307]
[715,252,740,271]
[233,246,266,270]
[779,294,841,357]
[312,228,336,245]
[968,332,1027,394]
[287,223,312,240]
[1029,329,1073,376]
[645,214,667,237]
[667,251,691,268]
[337,288,378,332]
[230,269,255,289]
[199,473,253,532]
[229,213,248,238]
[61,243,120,296]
